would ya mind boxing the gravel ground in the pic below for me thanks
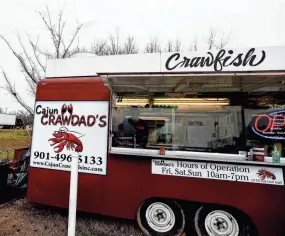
[0,198,144,236]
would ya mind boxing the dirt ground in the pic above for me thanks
[0,198,144,236]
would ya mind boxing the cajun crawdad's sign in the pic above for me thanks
[152,159,284,186]
[30,101,109,175]
[251,109,285,140]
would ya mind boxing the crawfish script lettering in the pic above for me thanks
[165,48,266,72]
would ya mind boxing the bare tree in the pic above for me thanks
[207,29,230,50]
[91,40,108,55]
[189,38,198,51]
[123,36,139,54]
[0,6,88,115]
[1,8,230,116]
[144,37,161,53]
[106,32,123,55]
[1,68,34,115]
[90,34,138,55]
[164,39,182,52]
[188,30,230,51]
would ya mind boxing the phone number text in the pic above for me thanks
[33,151,103,165]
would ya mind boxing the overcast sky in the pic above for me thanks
[0,0,285,113]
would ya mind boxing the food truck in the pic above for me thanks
[25,46,285,236]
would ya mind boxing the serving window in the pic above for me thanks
[107,74,285,163]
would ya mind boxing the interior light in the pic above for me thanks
[153,98,229,106]
[115,98,230,106]
[153,102,229,106]
[116,98,149,106]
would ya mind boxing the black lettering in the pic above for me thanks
[231,53,243,66]
[182,57,191,67]
[222,50,234,67]
[165,48,266,72]
[165,53,182,70]
[244,48,266,66]
[189,57,201,67]
[200,53,214,67]
[36,105,42,114]
[210,163,216,170]
[213,49,226,71]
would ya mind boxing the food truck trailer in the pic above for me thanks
[25,46,285,236]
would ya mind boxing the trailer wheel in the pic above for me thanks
[137,199,185,236]
[194,205,254,236]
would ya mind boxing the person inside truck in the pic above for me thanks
[118,106,149,148]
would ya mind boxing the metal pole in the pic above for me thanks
[172,107,176,150]
[68,152,79,236]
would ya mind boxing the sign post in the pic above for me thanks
[68,152,79,236]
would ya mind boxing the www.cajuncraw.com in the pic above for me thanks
[32,160,104,172]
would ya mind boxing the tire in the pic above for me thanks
[194,205,255,236]
[136,199,185,236]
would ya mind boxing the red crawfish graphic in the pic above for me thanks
[49,126,84,153]
[48,104,84,153]
[256,169,276,180]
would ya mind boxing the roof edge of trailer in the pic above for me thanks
[45,45,285,78]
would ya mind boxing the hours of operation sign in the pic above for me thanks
[30,101,109,175]
[152,159,284,186]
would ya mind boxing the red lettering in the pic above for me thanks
[71,115,79,126]
[99,115,107,127]
[87,115,96,127]
[41,114,48,125]
[271,115,285,132]
[78,116,87,126]
[49,114,56,125]
[55,115,63,126]
[62,115,72,126]
[40,110,107,128]
[254,114,271,133]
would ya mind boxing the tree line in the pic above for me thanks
[0,6,230,116]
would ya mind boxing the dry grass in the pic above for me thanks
[0,129,31,159]
[0,198,144,236]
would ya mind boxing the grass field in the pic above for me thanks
[0,129,32,159]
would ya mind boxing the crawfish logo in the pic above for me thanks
[49,126,84,153]
[256,169,276,180]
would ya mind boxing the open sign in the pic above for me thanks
[252,110,285,140]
